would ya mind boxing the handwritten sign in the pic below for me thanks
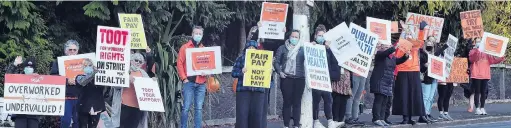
[243,49,273,88]
[428,55,446,81]
[118,13,147,49]
[479,32,509,57]
[134,77,164,112]
[367,17,391,45]
[304,43,332,92]
[322,22,361,65]
[185,46,222,76]
[405,13,444,42]
[3,74,66,116]
[95,26,131,87]
[341,23,379,77]
[391,21,399,33]
[445,58,469,83]
[444,34,459,77]
[460,10,484,38]
[397,38,413,53]
[57,53,95,79]
[259,2,289,40]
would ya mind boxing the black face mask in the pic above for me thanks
[426,46,433,52]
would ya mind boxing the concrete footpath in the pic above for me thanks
[208,103,511,128]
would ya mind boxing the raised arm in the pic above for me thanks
[396,54,409,65]
[375,47,397,60]
[469,49,481,63]
[489,56,506,64]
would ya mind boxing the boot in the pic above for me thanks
[314,120,326,128]
[418,116,432,124]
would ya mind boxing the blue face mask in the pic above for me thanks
[193,35,203,42]
[289,38,299,45]
[84,66,93,74]
[316,36,325,44]
[24,67,34,74]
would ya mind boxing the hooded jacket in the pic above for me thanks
[232,40,266,93]
[370,47,408,96]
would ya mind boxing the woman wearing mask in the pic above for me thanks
[75,58,106,128]
[120,53,151,128]
[418,36,443,123]
[5,57,41,128]
[469,38,505,115]
[429,42,456,121]
[232,40,267,128]
[274,30,305,128]
[370,43,409,126]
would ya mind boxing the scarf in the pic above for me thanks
[284,39,302,75]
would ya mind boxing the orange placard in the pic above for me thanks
[191,51,216,70]
[261,2,288,22]
[484,37,504,53]
[460,10,484,39]
[397,38,413,53]
[370,22,387,40]
[445,58,469,83]
[64,59,86,79]
[391,21,399,33]
[431,58,444,76]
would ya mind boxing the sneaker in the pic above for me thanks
[475,108,482,115]
[427,115,438,122]
[373,120,386,126]
[350,118,365,125]
[481,108,488,115]
[314,120,326,128]
[327,119,336,128]
[438,113,448,120]
[336,122,345,128]
[445,114,454,121]
[381,120,390,126]
[384,120,393,125]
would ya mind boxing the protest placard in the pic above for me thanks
[397,38,413,53]
[95,26,131,87]
[405,13,444,42]
[444,34,459,77]
[134,77,164,112]
[391,21,399,33]
[460,10,484,39]
[303,43,332,92]
[3,74,66,116]
[118,13,147,49]
[259,2,288,40]
[479,32,509,57]
[367,17,391,45]
[445,58,469,83]
[57,53,95,79]
[185,46,222,76]
[322,22,361,65]
[243,49,273,88]
[428,55,446,81]
[341,23,379,77]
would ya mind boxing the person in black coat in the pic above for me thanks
[370,43,408,126]
[75,58,107,128]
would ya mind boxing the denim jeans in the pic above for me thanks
[61,99,79,128]
[421,80,437,115]
[346,75,365,119]
[181,82,206,128]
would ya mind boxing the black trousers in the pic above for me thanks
[79,112,100,128]
[14,117,39,128]
[437,83,454,112]
[261,88,270,128]
[331,92,349,122]
[235,91,266,128]
[120,104,143,128]
[472,79,489,108]
[312,89,333,120]
[280,78,305,127]
[372,93,391,121]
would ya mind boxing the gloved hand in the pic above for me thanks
[419,21,428,30]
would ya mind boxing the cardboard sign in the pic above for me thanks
[95,26,131,87]
[479,32,509,57]
[444,34,459,77]
[3,74,66,116]
[118,13,148,49]
[391,21,399,33]
[259,2,289,40]
[428,55,446,81]
[303,43,332,92]
[322,22,361,66]
[134,77,165,112]
[185,46,222,76]
[397,38,413,53]
[445,58,469,83]
[243,49,273,88]
[460,10,484,38]
[57,53,96,79]
[341,23,379,77]
[405,13,445,42]
[367,17,392,45]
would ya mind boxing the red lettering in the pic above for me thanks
[100,29,107,43]
[99,28,129,46]
[100,51,125,61]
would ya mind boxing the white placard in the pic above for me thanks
[57,53,96,78]
[185,46,223,76]
[95,26,131,87]
[405,13,445,42]
[428,55,447,81]
[259,2,289,40]
[341,23,379,77]
[134,77,165,112]
[479,32,509,57]
[444,34,458,77]
[367,17,392,45]
[323,22,361,65]
[303,43,332,92]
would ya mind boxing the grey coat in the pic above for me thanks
[273,43,305,78]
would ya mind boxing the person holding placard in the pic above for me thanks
[119,53,149,128]
[274,30,305,128]
[370,42,409,126]
[429,42,456,121]
[5,57,41,128]
[469,39,505,115]
[231,40,267,128]
[50,40,81,128]
[74,58,106,128]
[177,26,207,128]
[392,21,428,125]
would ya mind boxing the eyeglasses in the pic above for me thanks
[134,60,143,63]
[67,49,77,52]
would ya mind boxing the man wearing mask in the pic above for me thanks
[177,26,207,128]
[50,40,81,128]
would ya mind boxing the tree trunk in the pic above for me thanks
[240,19,247,52]
[293,1,313,128]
